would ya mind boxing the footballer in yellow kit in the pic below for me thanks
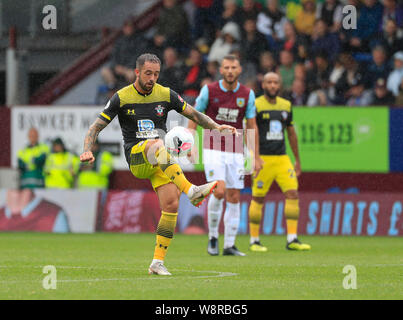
[248,72,311,251]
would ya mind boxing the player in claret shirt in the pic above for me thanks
[189,55,262,256]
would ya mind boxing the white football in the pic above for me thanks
[165,126,194,157]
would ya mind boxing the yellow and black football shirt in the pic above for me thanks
[98,83,186,164]
[255,95,293,155]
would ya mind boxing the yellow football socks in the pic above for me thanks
[285,199,299,235]
[154,211,178,261]
[249,200,263,238]
[155,146,192,194]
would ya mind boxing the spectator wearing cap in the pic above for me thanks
[294,0,317,37]
[346,77,373,106]
[371,78,395,105]
[387,51,403,96]
[208,22,241,62]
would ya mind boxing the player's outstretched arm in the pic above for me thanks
[181,104,237,135]
[80,118,108,164]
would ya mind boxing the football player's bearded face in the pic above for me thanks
[136,62,160,92]
[263,74,281,99]
[220,59,242,85]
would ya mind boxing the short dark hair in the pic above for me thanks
[222,54,240,63]
[136,53,161,70]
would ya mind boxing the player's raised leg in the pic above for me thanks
[222,188,245,256]
[144,139,217,207]
[248,196,268,252]
[284,190,311,251]
[207,181,225,255]
[149,183,180,275]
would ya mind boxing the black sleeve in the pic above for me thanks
[169,89,187,113]
[98,93,120,123]
[287,109,294,127]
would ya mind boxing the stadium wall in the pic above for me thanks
[0,189,401,236]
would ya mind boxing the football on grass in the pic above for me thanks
[165,126,194,157]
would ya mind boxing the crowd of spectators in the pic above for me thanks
[100,0,403,107]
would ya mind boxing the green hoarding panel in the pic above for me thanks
[286,107,389,173]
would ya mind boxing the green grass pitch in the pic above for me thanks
[0,232,402,300]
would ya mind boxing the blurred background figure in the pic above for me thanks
[395,78,403,106]
[182,47,208,105]
[17,128,50,189]
[192,0,223,44]
[311,18,340,62]
[208,22,241,63]
[156,0,190,50]
[234,0,262,26]
[316,0,343,33]
[44,138,80,189]
[294,0,317,38]
[256,0,288,48]
[387,51,403,96]
[158,47,186,94]
[349,0,384,53]
[277,50,296,96]
[0,189,70,232]
[78,140,113,189]
[101,20,146,92]
[371,78,395,105]
[241,17,270,66]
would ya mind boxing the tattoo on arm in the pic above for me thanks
[183,105,218,130]
[83,118,108,152]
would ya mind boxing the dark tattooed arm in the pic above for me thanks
[80,118,108,163]
[181,104,238,134]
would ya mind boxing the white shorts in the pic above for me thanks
[203,149,245,189]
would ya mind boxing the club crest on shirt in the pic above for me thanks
[209,170,214,177]
[281,111,288,120]
[236,98,245,108]
[257,180,264,189]
[155,105,165,116]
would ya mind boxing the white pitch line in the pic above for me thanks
[0,266,238,283]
